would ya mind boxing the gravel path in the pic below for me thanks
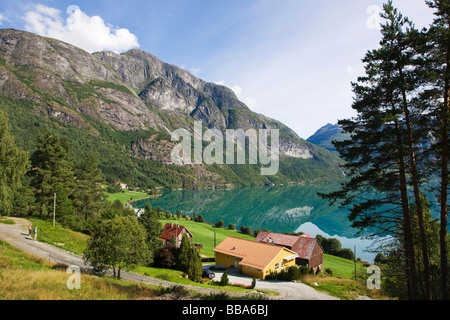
[0,218,339,300]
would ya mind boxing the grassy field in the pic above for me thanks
[302,275,385,300]
[107,190,152,204]
[159,218,364,279]
[0,240,193,300]
[1,216,384,299]
[159,219,255,257]
[28,218,89,255]
[323,254,365,280]
[0,239,268,299]
[26,216,363,281]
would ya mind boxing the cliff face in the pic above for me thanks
[0,29,343,188]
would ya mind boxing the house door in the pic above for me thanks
[234,258,238,269]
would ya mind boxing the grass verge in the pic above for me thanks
[302,275,387,300]
[28,218,89,256]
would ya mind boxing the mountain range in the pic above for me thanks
[306,123,351,154]
[0,29,345,190]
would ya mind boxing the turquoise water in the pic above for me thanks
[134,184,382,262]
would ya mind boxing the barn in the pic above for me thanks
[255,231,324,271]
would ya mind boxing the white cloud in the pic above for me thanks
[0,13,8,25]
[190,68,200,76]
[24,4,139,53]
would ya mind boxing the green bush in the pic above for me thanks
[220,270,229,286]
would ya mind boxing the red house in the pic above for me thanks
[159,223,194,248]
[255,231,324,271]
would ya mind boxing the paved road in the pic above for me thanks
[0,218,338,300]
[208,267,339,300]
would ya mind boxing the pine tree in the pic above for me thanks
[30,131,75,218]
[320,1,429,299]
[187,246,202,282]
[138,203,162,265]
[377,3,432,299]
[176,234,191,273]
[418,0,450,300]
[74,152,107,220]
[0,111,28,215]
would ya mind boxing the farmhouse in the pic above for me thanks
[213,237,298,279]
[159,223,194,248]
[255,231,324,271]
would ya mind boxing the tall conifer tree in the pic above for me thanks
[0,111,28,215]
[30,131,75,218]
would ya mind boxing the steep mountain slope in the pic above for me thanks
[0,29,344,189]
[307,123,351,154]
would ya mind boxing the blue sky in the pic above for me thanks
[0,0,437,139]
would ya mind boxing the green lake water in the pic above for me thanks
[134,184,383,262]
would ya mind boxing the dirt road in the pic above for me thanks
[0,217,338,300]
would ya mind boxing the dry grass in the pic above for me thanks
[0,240,193,300]
[302,275,388,300]
[0,267,162,300]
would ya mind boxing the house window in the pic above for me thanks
[275,263,280,270]
[281,261,284,269]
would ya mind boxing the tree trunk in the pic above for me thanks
[85,195,89,221]
[399,74,432,300]
[440,47,449,300]
[395,119,419,300]
[39,202,44,218]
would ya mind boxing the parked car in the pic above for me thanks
[202,269,215,279]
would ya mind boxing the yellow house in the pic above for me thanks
[213,237,298,279]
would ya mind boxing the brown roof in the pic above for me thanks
[255,232,323,260]
[214,237,297,270]
[292,237,323,259]
[255,231,299,247]
[159,223,193,242]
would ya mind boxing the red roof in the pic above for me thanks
[299,233,312,238]
[255,231,322,260]
[255,231,299,248]
[291,237,322,259]
[159,223,193,242]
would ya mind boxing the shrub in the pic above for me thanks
[251,276,256,289]
[336,248,355,260]
[215,220,224,228]
[220,270,229,286]
[288,266,300,280]
[240,226,252,236]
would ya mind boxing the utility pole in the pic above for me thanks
[53,193,56,227]
[354,246,357,282]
